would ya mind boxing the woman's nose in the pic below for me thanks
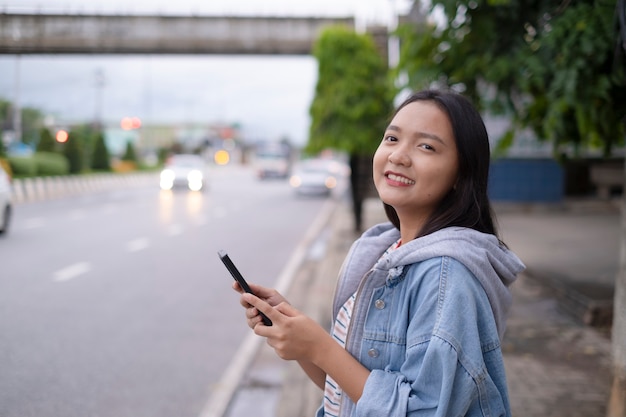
[388,150,411,166]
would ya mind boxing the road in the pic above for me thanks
[0,164,343,417]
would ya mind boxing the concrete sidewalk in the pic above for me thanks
[226,196,619,417]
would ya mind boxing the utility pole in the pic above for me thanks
[94,67,105,131]
[387,0,400,68]
[12,55,22,145]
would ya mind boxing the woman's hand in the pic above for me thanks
[241,292,330,363]
[238,290,370,402]
[232,281,287,329]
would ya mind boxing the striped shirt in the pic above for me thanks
[322,238,401,416]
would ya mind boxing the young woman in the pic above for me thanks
[235,89,525,416]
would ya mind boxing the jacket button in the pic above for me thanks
[368,348,379,358]
[375,299,385,309]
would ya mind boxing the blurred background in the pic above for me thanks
[0,0,624,416]
[0,0,408,151]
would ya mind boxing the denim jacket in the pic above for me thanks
[317,222,525,417]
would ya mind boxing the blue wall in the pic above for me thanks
[489,159,563,202]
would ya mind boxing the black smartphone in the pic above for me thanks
[218,250,272,326]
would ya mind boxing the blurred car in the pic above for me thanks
[0,163,12,235]
[289,158,347,196]
[159,154,207,191]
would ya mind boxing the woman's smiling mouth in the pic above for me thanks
[385,172,416,185]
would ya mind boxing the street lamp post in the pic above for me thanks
[12,55,22,146]
[94,68,105,131]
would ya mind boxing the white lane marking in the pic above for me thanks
[23,217,45,229]
[126,238,150,252]
[53,262,92,282]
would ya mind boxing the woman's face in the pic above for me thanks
[373,100,459,221]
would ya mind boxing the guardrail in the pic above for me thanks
[10,172,159,204]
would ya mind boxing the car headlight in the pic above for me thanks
[325,176,337,189]
[160,169,175,181]
[187,170,203,182]
[187,170,204,191]
[160,169,175,190]
[289,176,302,188]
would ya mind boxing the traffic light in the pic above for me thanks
[56,130,69,143]
[121,117,141,130]
[214,149,230,165]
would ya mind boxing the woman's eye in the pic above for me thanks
[419,143,435,151]
[384,135,398,142]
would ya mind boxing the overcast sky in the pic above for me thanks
[0,0,412,146]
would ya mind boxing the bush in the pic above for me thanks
[7,156,37,177]
[6,153,69,177]
[33,152,69,176]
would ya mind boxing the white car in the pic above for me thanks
[289,158,348,196]
[0,164,12,235]
[160,154,207,192]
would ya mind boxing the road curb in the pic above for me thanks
[524,268,614,327]
[199,197,341,417]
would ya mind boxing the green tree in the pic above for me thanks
[21,107,45,147]
[395,0,625,157]
[37,127,56,153]
[396,1,626,413]
[91,132,111,171]
[62,130,84,174]
[0,98,11,130]
[71,123,99,168]
[307,25,393,230]
[0,98,45,148]
[121,140,138,163]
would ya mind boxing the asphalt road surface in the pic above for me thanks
[0,164,344,417]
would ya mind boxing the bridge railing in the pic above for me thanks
[0,13,356,55]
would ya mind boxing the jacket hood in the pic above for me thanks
[341,222,525,339]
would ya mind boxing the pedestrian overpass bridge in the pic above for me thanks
[0,13,371,55]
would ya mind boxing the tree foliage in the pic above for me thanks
[91,132,111,171]
[121,140,138,162]
[37,127,56,153]
[395,0,626,157]
[307,25,394,156]
[21,108,45,146]
[62,130,84,174]
[0,98,46,148]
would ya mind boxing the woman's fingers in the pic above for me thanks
[247,312,262,329]
[232,281,244,294]
[274,301,298,317]
[242,293,280,327]
[233,282,290,330]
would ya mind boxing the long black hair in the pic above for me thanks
[382,89,500,240]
